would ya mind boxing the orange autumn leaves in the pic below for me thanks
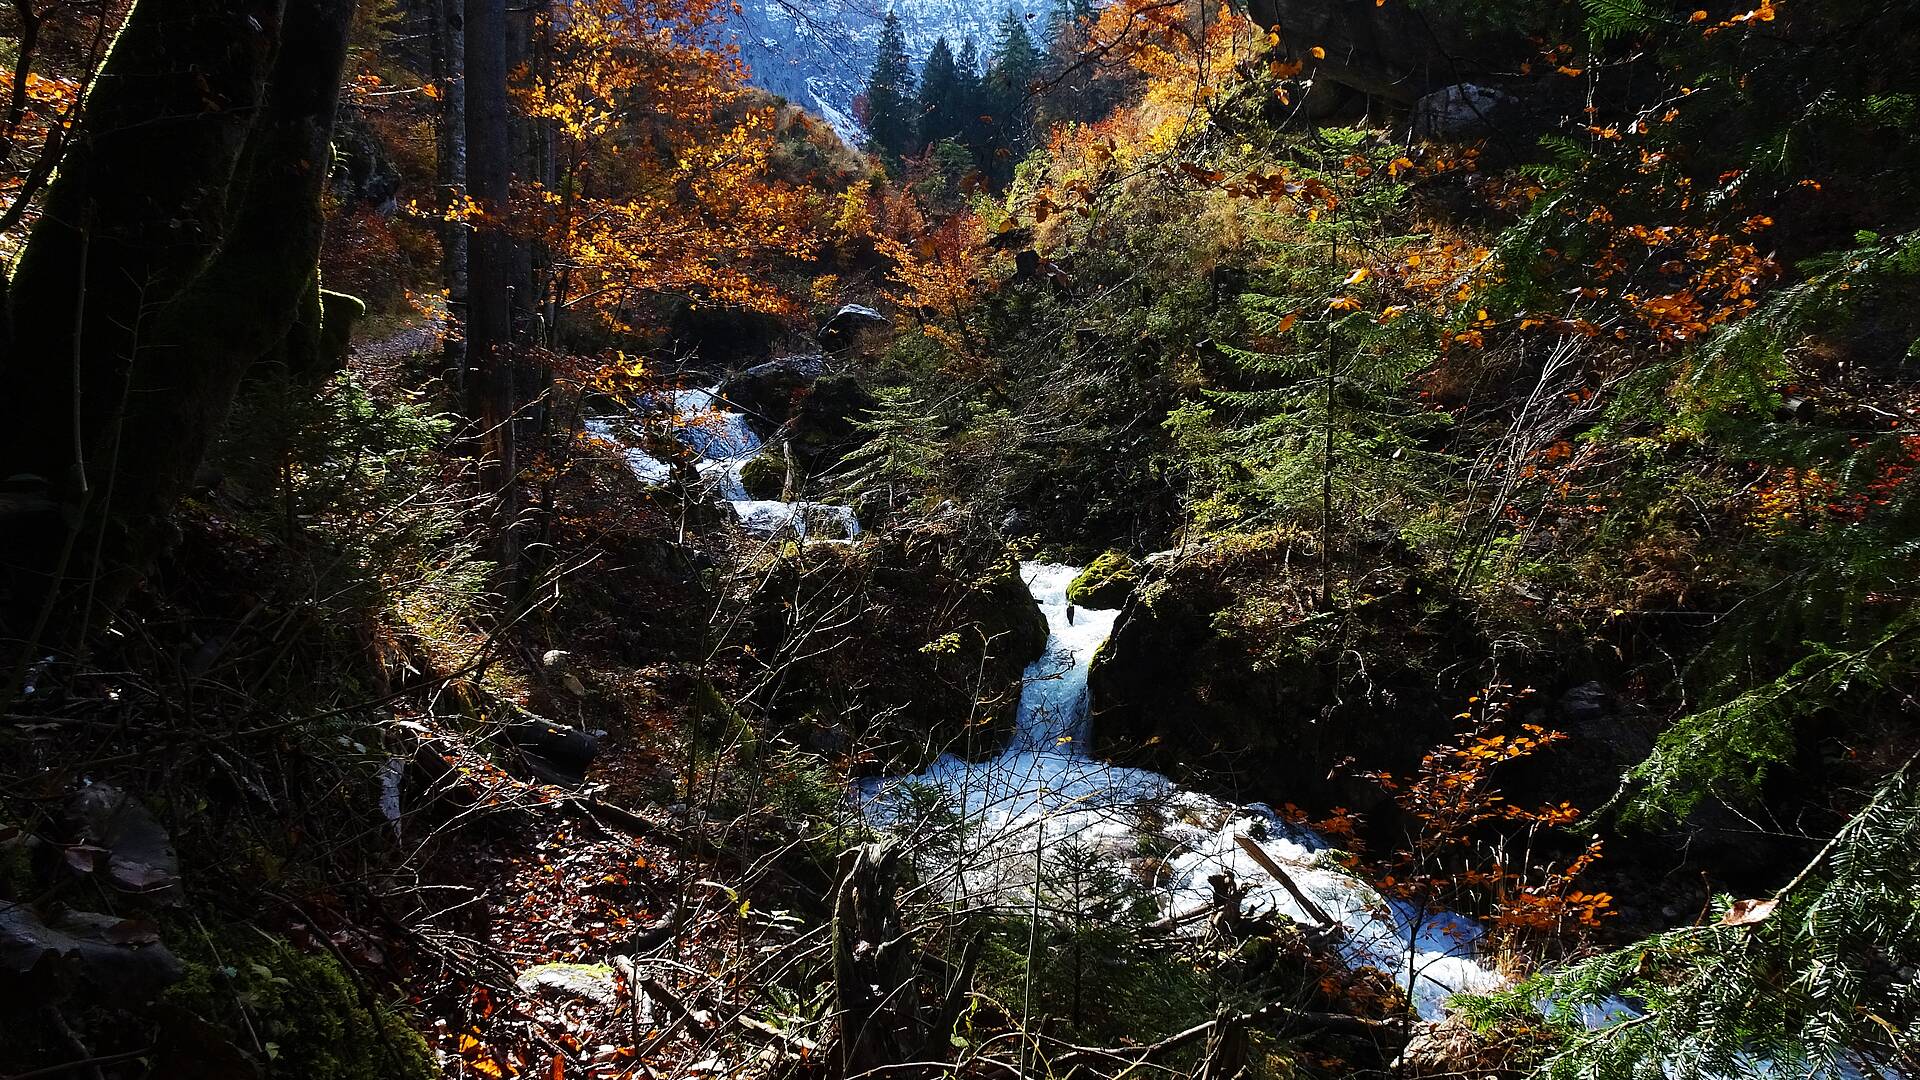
[1364,690,1615,946]
[1090,0,1261,140]
[1748,435,1920,533]
[0,70,82,251]
[871,0,1268,338]
[0,0,116,259]
[518,0,820,324]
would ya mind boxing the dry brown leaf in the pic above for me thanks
[1719,897,1778,926]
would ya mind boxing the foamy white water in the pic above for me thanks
[589,393,1895,1061]
[863,562,1504,1020]
[584,384,860,539]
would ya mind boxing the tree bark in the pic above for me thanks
[832,842,912,1076]
[463,0,521,567]
[434,0,469,391]
[0,0,356,640]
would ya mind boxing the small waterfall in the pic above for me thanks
[584,383,861,540]
[864,562,1504,1020]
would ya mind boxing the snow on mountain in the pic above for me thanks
[724,0,1051,145]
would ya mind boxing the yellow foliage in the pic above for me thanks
[518,0,824,321]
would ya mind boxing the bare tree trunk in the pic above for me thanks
[463,0,520,571]
[832,843,911,1076]
[434,0,468,393]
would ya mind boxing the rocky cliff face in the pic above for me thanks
[724,0,1051,143]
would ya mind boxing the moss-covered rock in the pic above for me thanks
[740,522,1046,774]
[317,288,365,372]
[1088,534,1485,810]
[718,353,826,420]
[787,374,874,476]
[1067,552,1139,609]
[737,452,787,499]
[162,928,434,1080]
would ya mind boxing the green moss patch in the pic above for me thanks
[164,927,434,1080]
[737,452,787,499]
[1067,552,1139,610]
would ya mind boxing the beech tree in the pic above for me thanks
[464,0,516,524]
[432,0,469,385]
[518,0,818,330]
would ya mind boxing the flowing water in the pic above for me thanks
[591,393,1894,1065]
[596,386,1503,1013]
[591,388,1902,1065]
[586,386,861,540]
[862,562,1504,1021]
[858,568,1904,1077]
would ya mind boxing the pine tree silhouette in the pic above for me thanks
[862,10,917,161]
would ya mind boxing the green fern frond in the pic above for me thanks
[1581,0,1656,43]
[1472,765,1920,1079]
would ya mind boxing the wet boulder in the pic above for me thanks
[737,452,788,500]
[786,374,874,476]
[717,358,873,482]
[731,500,861,540]
[740,522,1046,774]
[1413,83,1516,139]
[718,353,828,425]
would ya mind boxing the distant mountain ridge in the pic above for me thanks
[725,0,1052,145]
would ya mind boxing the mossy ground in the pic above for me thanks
[163,928,434,1080]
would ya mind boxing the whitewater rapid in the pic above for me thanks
[593,388,1501,1017]
[590,387,1891,1063]
[586,387,860,540]
[863,562,1504,1020]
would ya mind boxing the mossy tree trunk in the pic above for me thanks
[0,0,357,646]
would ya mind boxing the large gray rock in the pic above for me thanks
[718,354,829,424]
[67,783,181,904]
[328,110,402,213]
[1413,83,1516,139]
[785,374,875,475]
[516,962,619,1006]
[1067,552,1139,610]
[818,304,888,351]
[1088,542,1484,808]
[743,527,1048,775]
[1,904,184,1005]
